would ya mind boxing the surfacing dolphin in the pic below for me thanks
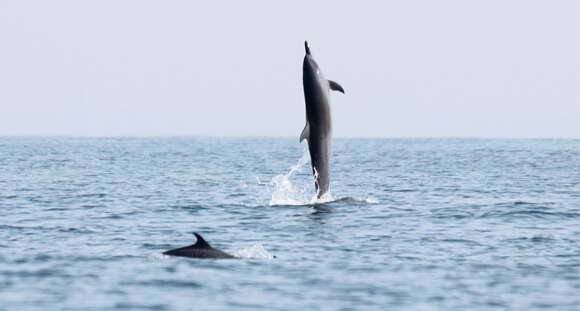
[301,41,344,199]
[163,232,235,259]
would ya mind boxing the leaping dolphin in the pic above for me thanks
[163,233,235,259]
[301,41,344,198]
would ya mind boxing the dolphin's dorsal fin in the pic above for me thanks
[300,122,310,142]
[328,80,345,94]
[192,232,211,248]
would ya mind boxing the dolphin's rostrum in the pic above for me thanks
[163,232,235,259]
[301,41,344,198]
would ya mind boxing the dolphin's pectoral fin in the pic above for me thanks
[192,232,212,249]
[300,122,310,142]
[328,80,345,93]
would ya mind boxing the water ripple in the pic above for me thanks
[2,137,580,310]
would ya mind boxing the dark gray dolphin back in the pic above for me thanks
[163,232,235,259]
[191,232,210,248]
[301,41,344,198]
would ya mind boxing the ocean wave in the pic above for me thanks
[269,196,379,207]
[479,210,580,219]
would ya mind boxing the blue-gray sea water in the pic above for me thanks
[1,137,580,311]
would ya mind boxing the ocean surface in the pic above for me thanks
[1,137,580,311]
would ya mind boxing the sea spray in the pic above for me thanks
[268,145,342,205]
[269,145,313,205]
[234,244,275,260]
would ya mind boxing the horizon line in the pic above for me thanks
[1,135,579,140]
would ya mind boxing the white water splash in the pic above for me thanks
[345,196,379,204]
[269,146,314,206]
[267,145,378,206]
[315,191,334,203]
[234,244,275,260]
[364,197,379,204]
[151,253,170,260]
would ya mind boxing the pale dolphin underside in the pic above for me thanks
[300,41,344,198]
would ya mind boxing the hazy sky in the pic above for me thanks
[1,1,579,138]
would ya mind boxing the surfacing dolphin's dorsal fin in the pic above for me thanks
[300,122,310,142]
[328,80,345,94]
[192,232,211,249]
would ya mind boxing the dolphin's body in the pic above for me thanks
[301,41,344,198]
[163,233,235,259]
